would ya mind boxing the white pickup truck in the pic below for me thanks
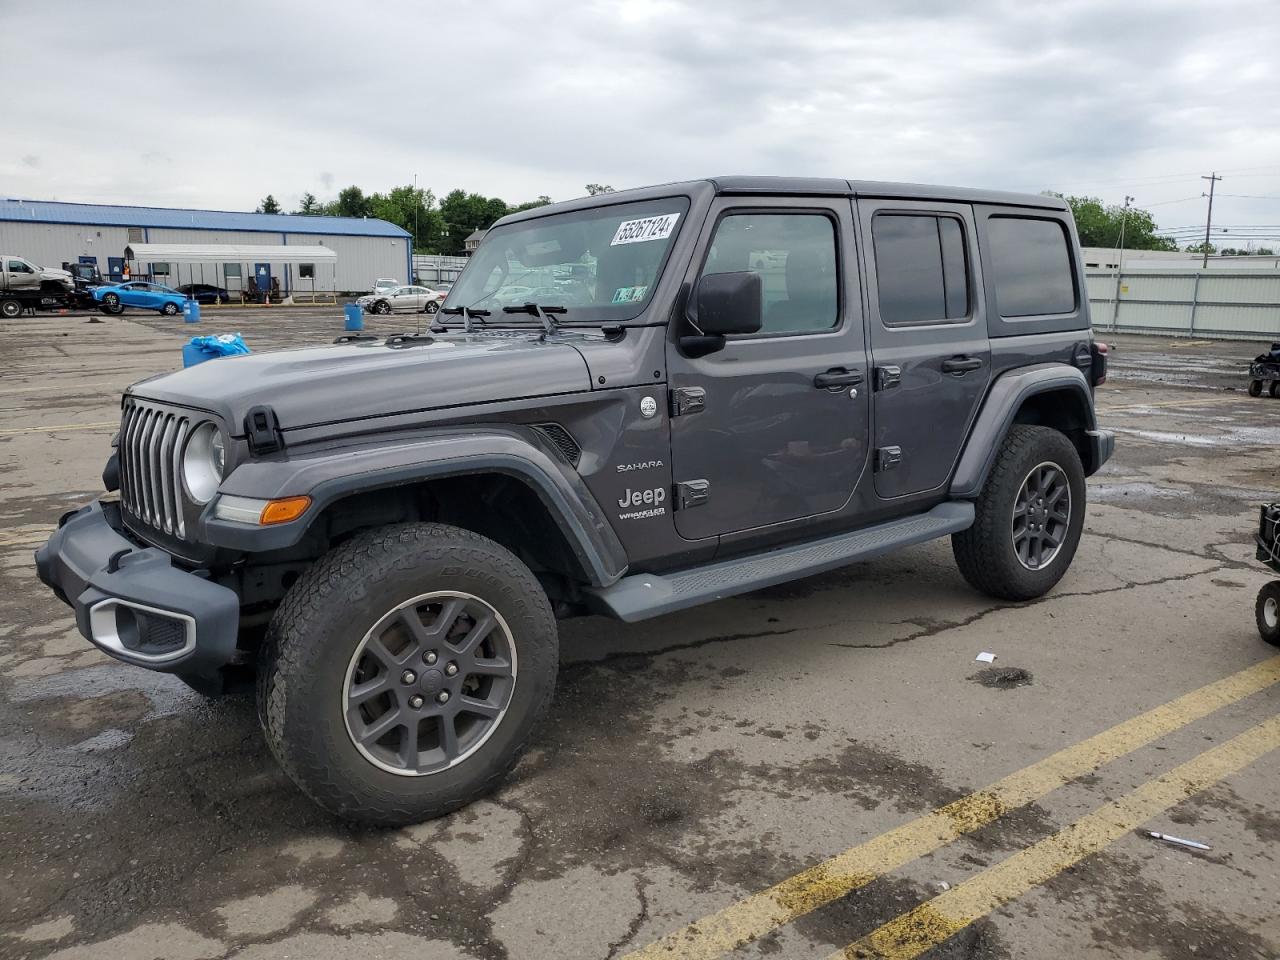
[1,255,77,318]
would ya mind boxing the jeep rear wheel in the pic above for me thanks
[952,424,1086,601]
[257,523,557,825]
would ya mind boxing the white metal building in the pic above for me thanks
[0,198,411,294]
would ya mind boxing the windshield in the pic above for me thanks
[444,196,690,322]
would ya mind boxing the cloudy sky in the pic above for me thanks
[5,0,1280,242]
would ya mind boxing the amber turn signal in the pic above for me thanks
[260,496,311,525]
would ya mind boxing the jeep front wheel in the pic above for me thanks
[952,424,1086,601]
[257,523,557,825]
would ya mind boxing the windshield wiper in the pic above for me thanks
[502,302,567,336]
[437,305,491,333]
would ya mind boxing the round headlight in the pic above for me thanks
[183,422,226,504]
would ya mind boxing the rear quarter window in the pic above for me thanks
[987,217,1075,317]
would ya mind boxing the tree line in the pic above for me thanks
[1048,193,1273,255]
[255,184,615,256]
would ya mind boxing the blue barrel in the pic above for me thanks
[183,299,201,324]
[182,343,211,367]
[344,303,364,331]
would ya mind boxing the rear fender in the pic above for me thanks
[950,364,1104,498]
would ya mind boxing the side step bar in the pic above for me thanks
[586,501,975,623]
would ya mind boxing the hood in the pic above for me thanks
[129,333,591,435]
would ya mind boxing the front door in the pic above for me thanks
[5,258,39,291]
[856,198,991,500]
[107,257,124,281]
[254,263,271,298]
[667,197,870,541]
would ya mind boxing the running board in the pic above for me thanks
[587,502,974,622]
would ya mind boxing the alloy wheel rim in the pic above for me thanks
[1265,596,1278,630]
[1012,460,1071,571]
[342,590,517,777]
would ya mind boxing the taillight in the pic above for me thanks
[1091,341,1109,387]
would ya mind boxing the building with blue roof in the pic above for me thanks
[0,198,412,295]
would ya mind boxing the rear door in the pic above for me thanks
[857,198,991,500]
[667,196,870,541]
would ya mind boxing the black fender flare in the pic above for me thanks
[950,363,1108,499]
[200,426,629,587]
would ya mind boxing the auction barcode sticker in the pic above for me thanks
[611,213,681,246]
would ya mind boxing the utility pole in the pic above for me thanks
[1200,172,1222,267]
[1111,195,1134,331]
[413,173,419,262]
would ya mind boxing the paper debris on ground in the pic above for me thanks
[975,651,997,663]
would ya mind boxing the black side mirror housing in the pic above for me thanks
[679,271,763,357]
[692,271,763,336]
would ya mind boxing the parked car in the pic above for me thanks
[358,284,445,315]
[36,177,1112,826]
[372,278,400,295]
[178,283,232,305]
[93,281,190,316]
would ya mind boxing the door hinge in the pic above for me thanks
[675,479,710,509]
[875,446,902,472]
[875,366,902,391]
[670,386,706,417]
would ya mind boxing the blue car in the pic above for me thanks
[93,281,189,316]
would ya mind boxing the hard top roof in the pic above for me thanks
[495,177,1066,227]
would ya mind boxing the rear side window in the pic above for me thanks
[872,214,969,325]
[987,217,1075,317]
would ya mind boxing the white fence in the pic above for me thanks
[1087,269,1280,340]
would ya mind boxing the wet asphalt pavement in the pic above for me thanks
[1,310,1278,959]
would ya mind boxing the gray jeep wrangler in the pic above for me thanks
[36,178,1112,825]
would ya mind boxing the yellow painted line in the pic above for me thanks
[622,656,1280,960]
[832,714,1280,960]
[0,420,116,437]
[0,530,52,547]
[0,381,126,396]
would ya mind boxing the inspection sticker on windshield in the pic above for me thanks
[611,213,680,246]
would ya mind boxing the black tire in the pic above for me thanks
[257,523,558,825]
[375,300,391,315]
[952,424,1086,601]
[1249,380,1264,397]
[1270,382,1280,399]
[423,300,440,315]
[161,302,180,316]
[1256,582,1280,647]
[0,299,20,319]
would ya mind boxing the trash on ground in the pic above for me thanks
[1147,831,1211,851]
[975,651,997,663]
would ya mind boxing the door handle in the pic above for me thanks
[942,356,983,374]
[814,369,864,389]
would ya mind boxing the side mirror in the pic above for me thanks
[692,271,763,336]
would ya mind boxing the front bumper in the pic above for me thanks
[34,500,239,674]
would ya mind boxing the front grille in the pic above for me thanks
[119,399,194,537]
